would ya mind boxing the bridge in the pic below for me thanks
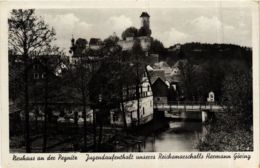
[153,101,226,122]
[154,101,225,113]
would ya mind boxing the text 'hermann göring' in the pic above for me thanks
[12,153,251,162]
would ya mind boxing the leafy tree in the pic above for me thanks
[89,39,146,131]
[8,9,56,152]
[102,35,122,59]
[121,27,138,40]
[177,59,196,101]
[222,69,252,128]
[9,53,24,104]
[192,65,211,101]
[70,38,92,151]
[138,26,151,37]
[150,39,165,55]
[103,34,119,47]
[30,46,67,152]
[131,40,146,125]
[201,60,225,101]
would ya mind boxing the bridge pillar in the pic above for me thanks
[201,110,208,123]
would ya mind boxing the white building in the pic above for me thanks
[110,69,153,126]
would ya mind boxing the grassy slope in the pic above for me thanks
[196,113,253,151]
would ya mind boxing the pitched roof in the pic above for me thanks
[140,12,150,18]
[148,69,166,84]
[153,77,168,87]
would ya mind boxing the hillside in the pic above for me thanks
[162,42,252,68]
[156,42,252,101]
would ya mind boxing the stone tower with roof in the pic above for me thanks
[140,12,150,30]
[139,12,151,37]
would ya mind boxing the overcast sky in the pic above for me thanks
[36,6,251,54]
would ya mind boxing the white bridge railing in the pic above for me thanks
[154,101,224,113]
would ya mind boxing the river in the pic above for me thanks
[119,121,205,152]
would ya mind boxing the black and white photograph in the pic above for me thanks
[7,2,255,154]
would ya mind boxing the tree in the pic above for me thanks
[178,59,196,101]
[103,34,119,48]
[131,40,146,125]
[201,60,225,101]
[9,9,56,56]
[8,9,56,152]
[121,27,138,40]
[9,53,24,104]
[70,38,92,151]
[88,60,120,149]
[138,26,151,37]
[102,35,122,59]
[89,60,136,134]
[222,69,252,128]
[150,39,165,55]
[30,46,67,152]
[102,35,130,130]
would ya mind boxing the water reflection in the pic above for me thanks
[121,121,205,152]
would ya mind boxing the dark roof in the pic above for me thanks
[151,78,169,97]
[89,38,101,45]
[148,70,166,84]
[153,77,168,87]
[140,12,150,18]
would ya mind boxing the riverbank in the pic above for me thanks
[10,118,170,152]
[98,118,170,152]
[196,112,253,151]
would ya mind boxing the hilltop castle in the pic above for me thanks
[70,12,158,64]
[118,12,152,52]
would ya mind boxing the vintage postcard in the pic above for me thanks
[0,0,259,168]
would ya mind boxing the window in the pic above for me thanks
[143,107,145,115]
[148,85,150,91]
[113,114,118,122]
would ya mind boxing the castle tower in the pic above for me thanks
[140,12,150,29]
[139,12,151,52]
